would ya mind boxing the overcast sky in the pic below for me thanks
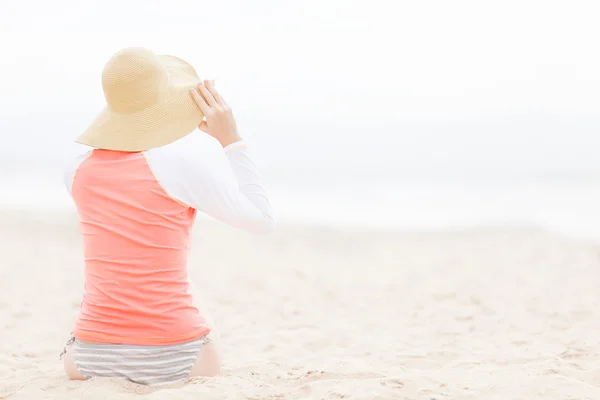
[2,0,599,118]
[1,0,600,180]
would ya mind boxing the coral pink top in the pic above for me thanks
[64,133,274,345]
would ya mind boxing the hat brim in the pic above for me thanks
[76,55,204,152]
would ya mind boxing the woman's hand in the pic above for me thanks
[190,80,242,148]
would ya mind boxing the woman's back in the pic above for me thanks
[67,148,208,345]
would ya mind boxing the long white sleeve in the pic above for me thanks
[144,132,275,234]
[221,141,275,232]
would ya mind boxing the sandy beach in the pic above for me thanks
[2,211,600,399]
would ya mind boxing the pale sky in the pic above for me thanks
[2,0,599,119]
[1,0,600,180]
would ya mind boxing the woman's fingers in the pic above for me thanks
[190,87,210,114]
[191,80,230,135]
[197,119,208,132]
[198,82,218,107]
[205,80,226,107]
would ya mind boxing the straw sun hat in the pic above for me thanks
[76,47,204,152]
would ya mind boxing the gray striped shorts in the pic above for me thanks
[63,335,211,386]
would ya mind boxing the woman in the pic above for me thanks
[61,47,275,386]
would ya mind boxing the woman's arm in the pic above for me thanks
[144,81,275,234]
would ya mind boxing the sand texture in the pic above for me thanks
[2,211,600,399]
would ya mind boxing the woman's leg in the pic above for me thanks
[188,338,221,376]
[188,280,223,376]
[63,344,86,381]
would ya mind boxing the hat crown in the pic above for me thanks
[102,48,168,113]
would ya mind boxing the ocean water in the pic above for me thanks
[3,114,600,242]
[3,163,600,244]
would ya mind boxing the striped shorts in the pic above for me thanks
[62,335,211,386]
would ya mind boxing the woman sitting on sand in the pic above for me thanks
[60,47,275,386]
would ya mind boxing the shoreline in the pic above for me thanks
[3,177,600,242]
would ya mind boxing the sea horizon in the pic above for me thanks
[3,165,600,244]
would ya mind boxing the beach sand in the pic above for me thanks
[2,211,600,399]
